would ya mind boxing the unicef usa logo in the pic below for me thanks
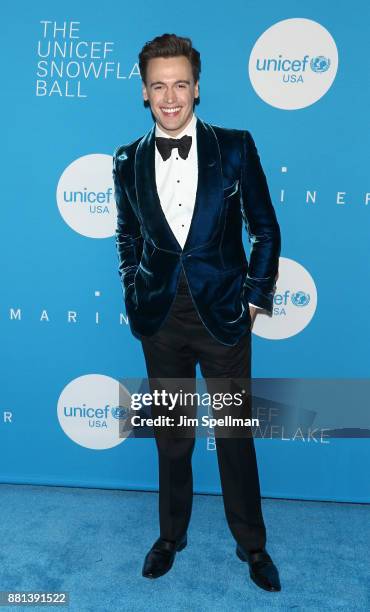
[249,18,338,110]
[57,374,133,449]
[253,257,317,340]
[56,154,116,238]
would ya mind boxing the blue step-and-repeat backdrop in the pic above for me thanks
[2,0,369,502]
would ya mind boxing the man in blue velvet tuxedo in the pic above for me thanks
[113,34,281,592]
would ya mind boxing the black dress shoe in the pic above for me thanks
[142,535,187,579]
[236,545,281,592]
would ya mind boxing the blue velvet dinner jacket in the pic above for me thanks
[112,116,281,345]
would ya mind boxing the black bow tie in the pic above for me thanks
[155,134,192,161]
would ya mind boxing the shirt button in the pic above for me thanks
[181,224,184,227]
[179,203,182,206]
[177,179,180,183]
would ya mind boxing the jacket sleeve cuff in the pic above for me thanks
[243,284,275,314]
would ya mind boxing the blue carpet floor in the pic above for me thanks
[0,484,368,611]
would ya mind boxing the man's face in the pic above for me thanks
[142,55,199,136]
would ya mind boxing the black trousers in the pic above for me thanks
[139,269,266,551]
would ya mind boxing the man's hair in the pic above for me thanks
[138,33,201,85]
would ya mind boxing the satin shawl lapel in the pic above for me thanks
[134,117,223,253]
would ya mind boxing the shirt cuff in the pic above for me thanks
[248,302,263,310]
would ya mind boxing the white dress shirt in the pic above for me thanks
[154,113,260,310]
[155,113,198,249]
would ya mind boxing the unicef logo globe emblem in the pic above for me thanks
[291,291,310,307]
[310,56,331,73]
[111,406,130,420]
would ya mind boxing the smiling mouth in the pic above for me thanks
[161,107,181,116]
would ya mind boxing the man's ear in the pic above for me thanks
[142,82,151,108]
[194,80,200,100]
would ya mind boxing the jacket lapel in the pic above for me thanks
[183,118,223,253]
[134,116,223,253]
